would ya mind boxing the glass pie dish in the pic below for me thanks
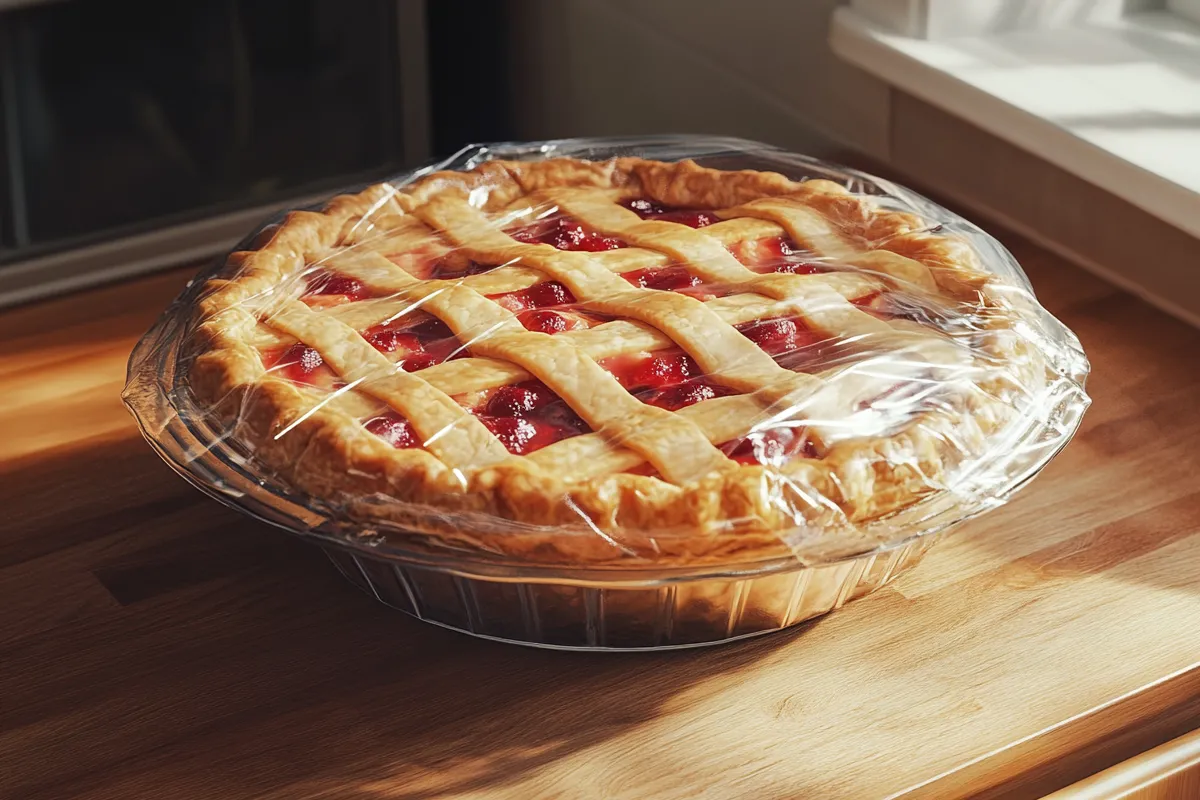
[124,136,1090,650]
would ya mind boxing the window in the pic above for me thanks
[832,0,1200,242]
[0,0,433,307]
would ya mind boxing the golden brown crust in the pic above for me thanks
[186,156,1040,566]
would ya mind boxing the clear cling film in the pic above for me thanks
[124,136,1090,649]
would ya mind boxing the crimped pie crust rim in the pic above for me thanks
[186,156,1035,565]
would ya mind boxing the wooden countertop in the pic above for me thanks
[2,229,1199,800]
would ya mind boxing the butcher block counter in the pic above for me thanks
[2,226,1199,800]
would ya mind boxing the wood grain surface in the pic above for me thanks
[2,225,1199,799]
[1045,727,1200,799]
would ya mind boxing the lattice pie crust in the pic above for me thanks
[189,158,1040,565]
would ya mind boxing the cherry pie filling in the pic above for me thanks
[484,280,609,334]
[622,198,718,229]
[363,381,593,457]
[597,319,830,466]
[362,316,468,370]
[264,342,337,387]
[275,208,922,471]
[509,213,626,252]
[619,265,715,300]
[488,279,575,313]
[721,427,819,466]
[300,268,376,309]
[471,381,592,455]
[355,322,835,463]
[730,236,824,275]
[364,413,418,449]
[736,316,826,356]
[598,348,737,413]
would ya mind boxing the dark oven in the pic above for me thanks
[0,0,510,307]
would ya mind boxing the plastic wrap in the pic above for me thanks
[124,136,1090,649]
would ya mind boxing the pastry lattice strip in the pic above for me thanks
[249,184,973,485]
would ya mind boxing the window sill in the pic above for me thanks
[831,7,1200,242]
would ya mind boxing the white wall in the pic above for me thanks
[507,0,892,159]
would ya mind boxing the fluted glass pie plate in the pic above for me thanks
[124,136,1090,650]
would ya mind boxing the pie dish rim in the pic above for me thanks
[180,148,1059,566]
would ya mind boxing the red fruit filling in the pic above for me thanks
[364,329,421,355]
[485,383,549,417]
[623,198,718,228]
[475,380,590,455]
[640,379,733,411]
[364,413,419,449]
[265,342,333,385]
[302,268,370,302]
[510,215,625,252]
[488,280,577,313]
[409,317,454,340]
[852,292,884,315]
[601,348,699,392]
[480,416,542,454]
[520,309,570,334]
[528,280,575,307]
[730,236,822,275]
[601,349,731,409]
[361,315,465,369]
[735,316,827,357]
[721,427,819,466]
[399,352,440,371]
[622,265,703,293]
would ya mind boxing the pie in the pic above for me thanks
[188,156,1043,565]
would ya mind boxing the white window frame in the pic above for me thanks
[848,0,1198,38]
[833,0,1200,327]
